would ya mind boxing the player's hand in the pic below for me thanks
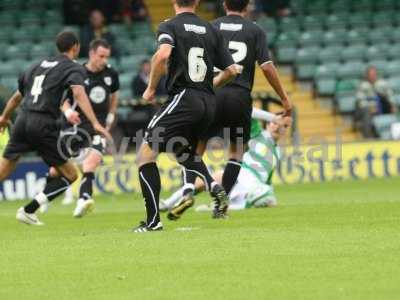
[93,123,113,142]
[0,115,11,134]
[65,109,81,125]
[143,88,156,103]
[233,64,244,74]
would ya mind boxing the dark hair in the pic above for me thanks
[224,0,249,11]
[89,38,111,51]
[56,31,79,53]
[176,0,196,7]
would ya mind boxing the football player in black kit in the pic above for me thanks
[169,0,292,220]
[132,0,240,232]
[0,31,111,225]
[44,39,119,218]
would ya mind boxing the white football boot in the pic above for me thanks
[73,198,95,218]
[16,207,44,226]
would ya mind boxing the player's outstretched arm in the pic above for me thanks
[213,64,241,88]
[106,92,118,130]
[260,62,292,116]
[143,44,171,102]
[71,85,112,140]
[0,91,23,133]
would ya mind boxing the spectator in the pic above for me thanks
[121,0,149,23]
[131,60,167,97]
[80,10,119,58]
[355,66,397,137]
[256,0,291,17]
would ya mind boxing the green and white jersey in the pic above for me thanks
[242,130,281,185]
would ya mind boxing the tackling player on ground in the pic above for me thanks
[0,31,110,225]
[162,115,288,214]
[171,0,292,219]
[132,0,239,232]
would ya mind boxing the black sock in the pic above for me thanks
[24,176,72,213]
[182,168,198,196]
[222,159,242,195]
[138,162,161,227]
[179,155,215,191]
[79,172,95,200]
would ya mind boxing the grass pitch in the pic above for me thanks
[1,177,400,300]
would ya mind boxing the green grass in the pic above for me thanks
[1,177,400,300]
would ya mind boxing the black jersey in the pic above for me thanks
[18,55,86,119]
[212,15,271,91]
[70,64,119,129]
[157,12,234,95]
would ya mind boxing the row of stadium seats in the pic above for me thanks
[290,0,399,15]
[0,10,61,27]
[0,0,61,10]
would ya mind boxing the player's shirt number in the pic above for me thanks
[31,75,46,103]
[229,41,247,65]
[188,47,207,82]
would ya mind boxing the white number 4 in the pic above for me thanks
[31,75,46,103]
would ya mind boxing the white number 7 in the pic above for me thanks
[31,75,46,103]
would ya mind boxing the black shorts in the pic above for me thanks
[3,111,67,166]
[59,124,106,159]
[206,85,252,144]
[145,88,216,154]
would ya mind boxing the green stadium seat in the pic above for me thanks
[17,12,41,27]
[276,46,297,63]
[318,46,342,63]
[119,55,147,73]
[384,61,400,77]
[387,45,400,60]
[323,30,346,46]
[347,13,372,28]
[324,14,348,31]
[296,63,317,80]
[335,94,357,113]
[372,114,398,139]
[119,73,132,90]
[341,45,366,62]
[42,10,63,26]
[337,62,365,79]
[316,78,337,95]
[0,0,24,10]
[329,0,351,12]
[275,31,299,48]
[257,17,277,33]
[0,12,16,27]
[0,62,18,76]
[119,88,132,101]
[368,27,393,44]
[344,30,368,45]
[0,29,12,44]
[374,0,397,11]
[4,44,30,61]
[298,30,324,47]
[351,0,374,12]
[0,76,18,90]
[12,29,34,44]
[30,44,51,60]
[301,15,325,31]
[336,79,360,93]
[389,31,400,44]
[109,24,130,40]
[278,17,300,32]
[365,46,389,61]
[37,26,62,42]
[295,47,320,64]
[130,22,154,39]
[314,63,339,79]
[304,0,328,14]
[371,12,395,27]
[388,77,400,93]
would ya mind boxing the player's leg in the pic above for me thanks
[0,158,18,182]
[17,161,78,225]
[222,141,245,195]
[73,148,102,218]
[132,141,163,232]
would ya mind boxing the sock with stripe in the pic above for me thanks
[182,168,198,196]
[138,162,161,227]
[222,159,242,195]
[24,176,73,213]
[79,172,95,201]
[179,155,216,192]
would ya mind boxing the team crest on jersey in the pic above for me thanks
[89,86,106,104]
[104,76,112,86]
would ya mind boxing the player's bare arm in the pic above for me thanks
[213,64,240,88]
[71,85,111,140]
[106,91,118,130]
[0,91,23,133]
[61,99,81,125]
[143,44,172,102]
[260,62,292,116]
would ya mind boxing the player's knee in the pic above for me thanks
[136,143,157,167]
